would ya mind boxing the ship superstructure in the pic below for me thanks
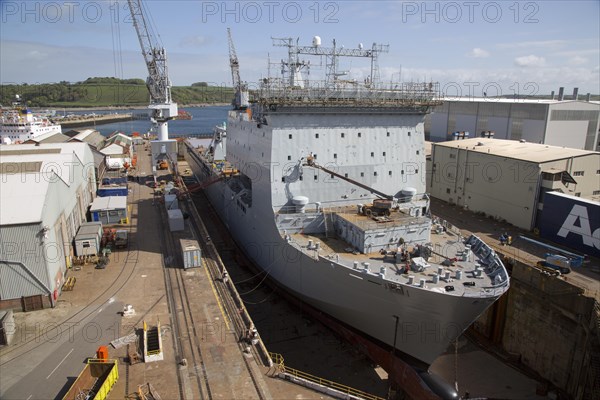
[189,36,510,366]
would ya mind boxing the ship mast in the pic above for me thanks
[271,36,389,88]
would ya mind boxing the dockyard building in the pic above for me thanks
[428,138,600,232]
[0,143,97,310]
[100,132,132,170]
[66,129,108,182]
[425,95,600,151]
[23,131,70,145]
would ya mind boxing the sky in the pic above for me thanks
[1,0,599,96]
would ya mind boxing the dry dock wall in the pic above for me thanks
[473,262,599,399]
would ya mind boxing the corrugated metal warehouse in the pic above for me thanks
[425,96,600,151]
[0,143,97,310]
[428,138,600,231]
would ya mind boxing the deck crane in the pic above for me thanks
[227,28,249,109]
[127,0,178,167]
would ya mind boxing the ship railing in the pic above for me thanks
[258,80,440,107]
[269,352,385,400]
[462,282,509,297]
[276,194,431,215]
[277,204,430,231]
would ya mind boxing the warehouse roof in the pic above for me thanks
[432,138,598,163]
[66,129,106,149]
[0,143,92,225]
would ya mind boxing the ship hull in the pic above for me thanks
[187,148,500,365]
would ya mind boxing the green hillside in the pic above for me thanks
[0,78,234,107]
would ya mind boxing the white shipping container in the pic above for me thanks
[165,194,179,210]
[74,222,102,256]
[180,239,202,269]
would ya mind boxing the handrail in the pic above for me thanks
[269,352,385,400]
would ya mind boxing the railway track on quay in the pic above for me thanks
[156,171,267,400]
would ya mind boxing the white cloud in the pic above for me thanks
[498,40,567,49]
[369,65,599,97]
[515,55,546,68]
[179,35,209,48]
[569,56,588,66]
[468,48,490,58]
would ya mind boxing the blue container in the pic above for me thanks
[97,186,128,197]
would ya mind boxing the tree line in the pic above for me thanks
[0,78,234,107]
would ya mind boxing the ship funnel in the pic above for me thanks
[558,87,564,101]
[572,87,579,100]
[292,196,309,213]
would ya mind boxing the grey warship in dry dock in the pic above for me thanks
[190,36,510,365]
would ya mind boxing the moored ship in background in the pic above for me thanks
[0,95,61,144]
[186,35,510,367]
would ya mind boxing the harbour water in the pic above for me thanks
[64,105,229,137]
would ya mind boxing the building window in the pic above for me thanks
[450,153,456,159]
[374,171,378,176]
[389,171,392,176]
[383,152,386,157]
[371,152,374,157]
[573,171,584,176]
[593,190,600,195]
[596,170,600,174]
[575,192,581,197]
[289,134,292,139]
[387,131,390,137]
[408,132,411,136]
[446,188,451,194]
[334,153,337,158]
[314,175,318,181]
[288,155,291,160]
[282,177,286,182]
[416,150,420,155]
[344,173,348,178]
[358,132,362,137]
[360,172,364,177]
[341,132,345,138]
[315,133,319,138]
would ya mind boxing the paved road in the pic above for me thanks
[1,300,123,400]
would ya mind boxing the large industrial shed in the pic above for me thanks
[428,138,600,231]
[0,143,97,310]
[426,96,600,151]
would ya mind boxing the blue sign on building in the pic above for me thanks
[539,192,600,258]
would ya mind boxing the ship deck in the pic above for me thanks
[333,206,428,230]
[288,227,507,298]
